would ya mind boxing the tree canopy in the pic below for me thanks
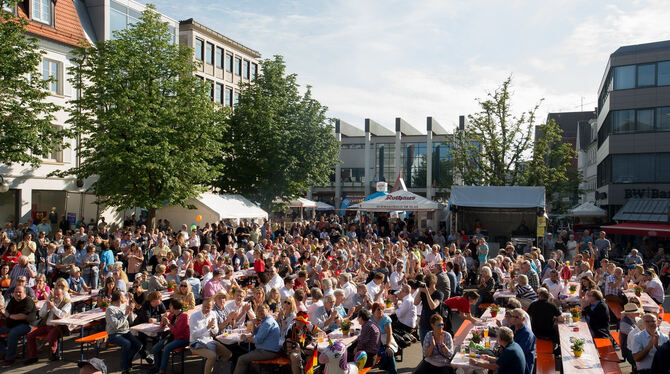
[53,6,227,225]
[214,55,340,211]
[450,76,576,210]
[0,0,68,167]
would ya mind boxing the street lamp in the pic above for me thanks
[0,175,9,193]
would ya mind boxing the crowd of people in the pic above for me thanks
[0,214,668,374]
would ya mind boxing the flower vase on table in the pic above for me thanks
[489,304,500,318]
[167,280,176,293]
[570,307,581,323]
[569,285,577,295]
[100,298,110,312]
[570,337,584,357]
[634,286,642,297]
[340,320,351,336]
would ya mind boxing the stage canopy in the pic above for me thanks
[348,190,439,212]
[568,202,608,217]
[157,193,268,227]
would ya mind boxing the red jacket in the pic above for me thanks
[168,311,190,341]
[254,259,265,273]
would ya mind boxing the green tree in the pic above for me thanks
[450,76,537,186]
[53,6,227,227]
[214,55,340,210]
[0,0,68,167]
[525,119,581,212]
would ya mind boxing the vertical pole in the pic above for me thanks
[395,118,402,180]
[335,120,342,211]
[426,117,433,200]
[364,119,371,197]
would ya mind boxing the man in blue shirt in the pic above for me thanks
[510,308,536,374]
[471,326,525,374]
[234,303,280,374]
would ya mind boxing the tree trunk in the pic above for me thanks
[147,207,157,230]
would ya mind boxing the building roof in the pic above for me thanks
[611,40,670,58]
[179,18,261,58]
[613,198,670,222]
[427,117,449,135]
[17,0,89,48]
[365,119,394,136]
[335,119,365,137]
[395,118,423,136]
[450,186,545,209]
[546,111,595,138]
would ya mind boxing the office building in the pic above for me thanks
[179,18,261,108]
[595,40,670,216]
[576,119,598,204]
[311,117,457,212]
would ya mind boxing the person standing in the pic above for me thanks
[414,274,443,342]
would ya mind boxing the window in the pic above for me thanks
[242,60,250,79]
[32,0,51,24]
[215,83,223,104]
[205,42,214,65]
[657,107,670,131]
[215,47,223,68]
[656,154,670,183]
[194,39,204,61]
[207,80,214,101]
[225,53,233,72]
[3,3,15,13]
[637,64,655,87]
[251,63,258,80]
[636,109,654,132]
[658,61,670,86]
[42,59,60,94]
[613,65,635,90]
[109,1,141,38]
[234,57,241,76]
[224,87,232,107]
[612,154,655,183]
[167,26,176,45]
[612,110,635,133]
[47,125,63,162]
[233,91,240,106]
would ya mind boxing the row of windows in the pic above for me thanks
[598,153,670,186]
[597,106,670,147]
[110,1,176,42]
[194,38,258,79]
[199,77,239,107]
[598,61,670,114]
[375,143,453,187]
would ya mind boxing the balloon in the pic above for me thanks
[190,224,196,231]
[196,215,202,222]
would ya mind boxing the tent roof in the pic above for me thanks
[613,198,670,222]
[315,201,335,210]
[197,193,268,220]
[285,198,317,208]
[449,186,545,209]
[349,190,439,212]
[568,202,608,217]
[601,222,670,237]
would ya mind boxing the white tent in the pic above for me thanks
[348,190,439,212]
[157,193,267,228]
[568,202,607,217]
[286,198,317,208]
[315,201,335,210]
[449,186,545,208]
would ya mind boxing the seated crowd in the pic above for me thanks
[0,216,668,374]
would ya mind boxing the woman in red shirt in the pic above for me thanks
[193,253,211,277]
[443,290,481,323]
[152,299,190,374]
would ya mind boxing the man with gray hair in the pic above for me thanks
[527,287,563,341]
[8,256,36,287]
[312,294,340,332]
[470,326,525,373]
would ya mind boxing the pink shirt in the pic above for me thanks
[203,278,223,299]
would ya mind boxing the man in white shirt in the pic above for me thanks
[200,266,213,292]
[263,266,284,295]
[631,313,669,372]
[643,270,665,305]
[279,276,295,301]
[25,287,71,363]
[389,262,405,293]
[338,273,357,310]
[424,245,443,265]
[393,284,417,336]
[366,272,385,303]
[541,270,564,300]
[190,298,232,374]
[180,224,190,241]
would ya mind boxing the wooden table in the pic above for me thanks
[52,307,108,361]
[558,321,604,374]
[623,289,659,313]
[37,289,101,310]
[130,305,202,337]
[450,309,504,374]
[492,289,515,299]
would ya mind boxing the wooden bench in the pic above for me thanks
[75,330,108,357]
[452,320,473,346]
[536,339,553,354]
[536,353,556,374]
[594,338,622,374]
[252,355,291,374]
[606,300,623,322]
[609,330,621,347]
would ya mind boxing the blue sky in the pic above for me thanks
[139,0,670,132]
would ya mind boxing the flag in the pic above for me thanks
[305,347,318,374]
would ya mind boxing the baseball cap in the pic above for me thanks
[78,358,107,374]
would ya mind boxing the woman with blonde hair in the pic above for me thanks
[277,296,297,344]
[149,264,168,291]
[173,280,196,310]
[267,287,281,312]
[32,273,51,301]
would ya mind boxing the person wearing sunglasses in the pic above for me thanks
[172,281,195,310]
[415,314,453,374]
